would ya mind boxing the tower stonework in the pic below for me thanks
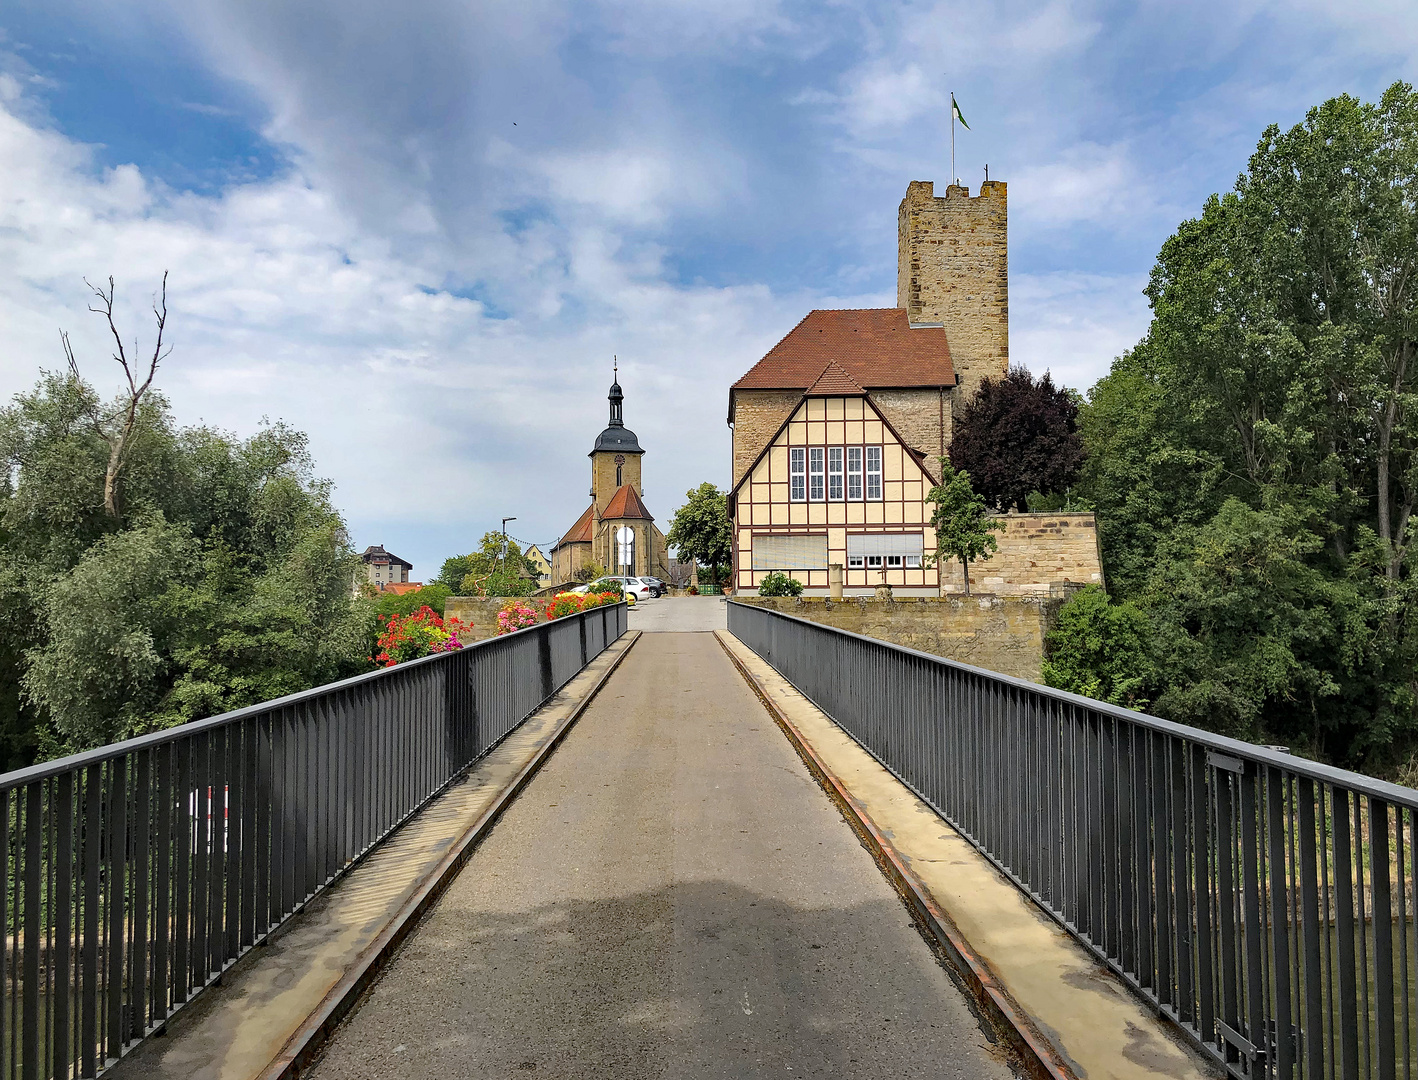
[897,179,1008,404]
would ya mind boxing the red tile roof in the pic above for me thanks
[732,309,955,390]
[557,503,595,546]
[380,581,424,595]
[804,359,865,396]
[601,484,655,521]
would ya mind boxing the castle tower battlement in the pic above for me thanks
[897,179,1008,404]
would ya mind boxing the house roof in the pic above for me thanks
[804,359,865,396]
[555,503,596,548]
[380,581,424,595]
[601,484,654,521]
[360,544,412,568]
[731,309,956,393]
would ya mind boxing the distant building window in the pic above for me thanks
[847,446,863,501]
[848,554,864,568]
[865,446,883,500]
[808,447,825,501]
[847,533,923,567]
[789,448,806,502]
[828,447,844,501]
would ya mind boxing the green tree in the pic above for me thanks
[925,464,1000,596]
[1,323,369,757]
[1042,586,1152,709]
[667,483,731,588]
[1063,82,1418,771]
[444,532,538,597]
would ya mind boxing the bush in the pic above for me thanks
[687,586,699,596]
[1041,586,1152,708]
[373,606,467,667]
[590,578,625,598]
[495,600,538,636]
[758,572,803,597]
[545,592,584,620]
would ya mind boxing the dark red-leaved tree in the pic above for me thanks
[948,366,1084,512]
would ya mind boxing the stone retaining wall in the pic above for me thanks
[736,594,1061,682]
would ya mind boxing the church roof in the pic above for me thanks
[804,359,865,396]
[731,309,956,392]
[555,503,596,547]
[591,425,644,454]
[601,484,654,521]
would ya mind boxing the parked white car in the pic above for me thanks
[571,576,654,602]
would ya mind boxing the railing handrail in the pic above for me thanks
[0,602,627,792]
[727,599,1418,807]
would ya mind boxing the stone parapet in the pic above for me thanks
[736,594,1058,682]
[936,512,1103,596]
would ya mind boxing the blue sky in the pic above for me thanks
[2,1,1415,576]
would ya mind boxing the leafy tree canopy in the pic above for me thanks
[1054,82,1418,773]
[949,366,1085,513]
[668,483,731,582]
[441,532,538,597]
[925,463,1000,596]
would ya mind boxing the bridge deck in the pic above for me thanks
[307,631,1015,1080]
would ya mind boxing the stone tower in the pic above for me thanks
[588,376,644,514]
[897,179,1008,404]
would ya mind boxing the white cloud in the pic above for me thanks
[1010,271,1151,392]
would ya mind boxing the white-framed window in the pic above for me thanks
[848,533,924,569]
[828,447,844,501]
[865,445,883,500]
[808,447,825,501]
[846,446,863,501]
[789,447,806,502]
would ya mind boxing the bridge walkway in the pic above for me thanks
[306,631,1016,1080]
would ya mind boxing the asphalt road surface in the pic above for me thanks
[308,633,1017,1080]
[628,595,729,632]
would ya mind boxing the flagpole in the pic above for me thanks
[950,90,955,184]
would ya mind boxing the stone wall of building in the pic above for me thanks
[441,597,534,643]
[897,180,1008,405]
[736,594,1057,682]
[731,388,802,486]
[935,512,1103,596]
[869,388,950,480]
[592,451,642,513]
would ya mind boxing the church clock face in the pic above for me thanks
[614,455,625,465]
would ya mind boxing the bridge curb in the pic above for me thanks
[259,629,643,1080]
[715,630,1077,1080]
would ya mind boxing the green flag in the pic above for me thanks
[951,94,970,130]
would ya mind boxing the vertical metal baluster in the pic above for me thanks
[172,741,191,1008]
[104,759,126,1065]
[130,751,150,1042]
[1267,767,1294,1078]
[51,773,71,1080]
[1299,777,1325,1079]
[153,745,172,1031]
[255,716,272,940]
[1359,793,1374,1077]
[1217,769,1240,1063]
[240,719,258,950]
[1136,731,1155,990]
[1334,791,1360,1080]
[191,734,209,989]
[1171,742,1193,1024]
[22,783,40,1080]
[1153,732,1173,1006]
[1374,799,1397,1080]
[1239,765,1265,1065]
[1190,746,1216,1053]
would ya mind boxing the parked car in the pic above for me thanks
[571,576,654,602]
[639,576,666,598]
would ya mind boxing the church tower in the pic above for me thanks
[589,373,644,514]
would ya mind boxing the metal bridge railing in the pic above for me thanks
[0,602,625,1080]
[729,600,1418,1080]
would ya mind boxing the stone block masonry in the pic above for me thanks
[737,595,1059,683]
[897,180,1008,405]
[936,512,1104,597]
[731,388,802,486]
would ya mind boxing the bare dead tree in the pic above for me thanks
[59,272,172,519]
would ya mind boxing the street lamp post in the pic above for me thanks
[501,517,516,585]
